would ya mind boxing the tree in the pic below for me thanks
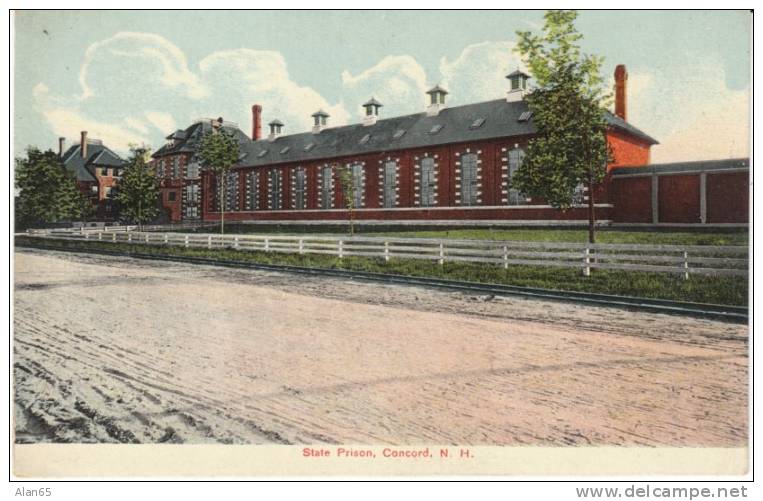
[513,10,613,244]
[15,147,92,228]
[197,126,240,235]
[116,145,160,230]
[336,165,357,236]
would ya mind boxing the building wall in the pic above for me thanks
[202,134,628,224]
[610,175,652,223]
[153,152,203,222]
[707,171,749,224]
[658,174,700,223]
[607,130,651,169]
[610,166,749,226]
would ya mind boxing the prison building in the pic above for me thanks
[153,64,747,227]
[195,66,653,226]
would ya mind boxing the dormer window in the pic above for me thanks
[469,118,486,130]
[392,129,406,139]
[518,111,533,122]
[257,149,268,158]
[429,124,443,135]
[280,146,291,155]
[359,133,371,145]
[304,142,316,152]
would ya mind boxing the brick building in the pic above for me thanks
[59,131,126,220]
[151,120,250,222]
[154,65,748,228]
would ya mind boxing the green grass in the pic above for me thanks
[177,224,748,246]
[15,236,748,307]
[365,229,749,246]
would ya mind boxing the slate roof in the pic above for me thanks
[61,142,127,182]
[236,98,658,168]
[152,120,251,158]
[610,158,749,177]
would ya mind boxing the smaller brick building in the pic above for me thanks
[59,131,126,220]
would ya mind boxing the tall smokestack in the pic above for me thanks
[252,104,262,141]
[58,137,65,157]
[615,64,628,121]
[80,131,88,159]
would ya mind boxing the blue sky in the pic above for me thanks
[13,10,751,162]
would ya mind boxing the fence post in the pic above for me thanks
[265,237,270,252]
[98,232,102,241]
[338,239,344,259]
[683,251,689,280]
[503,245,508,270]
[438,241,444,266]
[164,233,169,245]
[184,235,189,248]
[207,235,212,249]
[583,246,591,277]
[145,233,149,243]
[384,241,389,262]
[234,236,239,250]
[299,238,304,255]
[127,233,132,243]
[84,232,89,240]
[112,232,116,243]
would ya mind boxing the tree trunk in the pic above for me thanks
[587,169,596,244]
[220,175,226,235]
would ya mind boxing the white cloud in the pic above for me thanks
[124,117,149,135]
[198,48,349,134]
[78,32,207,100]
[439,41,525,106]
[627,66,750,162]
[34,83,148,150]
[144,111,176,135]
[340,55,428,119]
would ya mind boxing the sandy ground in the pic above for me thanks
[13,248,748,446]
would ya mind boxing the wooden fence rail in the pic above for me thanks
[24,229,748,278]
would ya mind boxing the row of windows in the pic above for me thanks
[155,156,201,180]
[224,150,533,211]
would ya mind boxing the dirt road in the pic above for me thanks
[13,248,748,446]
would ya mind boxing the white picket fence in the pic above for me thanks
[23,228,748,279]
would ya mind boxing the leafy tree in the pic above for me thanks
[115,145,160,230]
[197,126,240,234]
[14,147,92,228]
[336,165,357,235]
[514,10,613,244]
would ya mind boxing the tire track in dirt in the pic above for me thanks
[13,249,748,446]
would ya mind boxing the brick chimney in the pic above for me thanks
[251,104,262,140]
[615,64,628,121]
[58,137,65,157]
[80,131,88,158]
